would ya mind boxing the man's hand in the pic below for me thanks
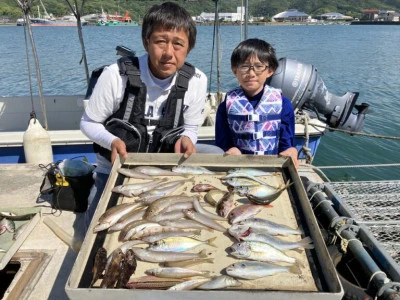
[111,138,128,164]
[225,147,242,155]
[279,147,299,169]
[174,135,196,158]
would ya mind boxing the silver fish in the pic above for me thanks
[221,172,272,186]
[133,166,182,176]
[172,165,215,175]
[118,168,152,179]
[119,220,161,242]
[183,209,227,232]
[197,275,242,289]
[141,230,202,243]
[193,196,227,221]
[108,208,146,232]
[225,177,261,187]
[93,202,144,232]
[161,257,214,268]
[130,247,209,263]
[239,229,314,251]
[226,261,298,279]
[239,180,293,204]
[146,267,211,279]
[0,218,15,233]
[230,241,296,264]
[130,226,201,240]
[147,236,217,252]
[112,178,167,197]
[228,168,274,177]
[168,278,212,290]
[159,219,210,231]
[144,195,197,220]
[147,210,186,223]
[233,218,303,236]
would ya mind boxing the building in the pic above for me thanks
[314,12,354,21]
[361,9,400,22]
[272,9,309,22]
[198,6,245,22]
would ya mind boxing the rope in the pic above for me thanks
[367,271,387,290]
[311,123,400,140]
[295,114,314,164]
[313,199,332,211]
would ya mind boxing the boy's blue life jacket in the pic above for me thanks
[86,55,195,161]
[225,86,283,155]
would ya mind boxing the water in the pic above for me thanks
[1,25,400,181]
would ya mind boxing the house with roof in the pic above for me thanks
[272,9,309,22]
[198,6,245,22]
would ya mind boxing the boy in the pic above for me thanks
[215,38,298,168]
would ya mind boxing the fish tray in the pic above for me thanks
[67,153,343,299]
[0,207,41,270]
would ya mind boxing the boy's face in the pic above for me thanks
[144,27,190,79]
[232,56,274,97]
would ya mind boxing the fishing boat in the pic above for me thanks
[96,10,138,26]
[1,3,399,300]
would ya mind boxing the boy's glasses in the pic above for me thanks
[238,64,269,74]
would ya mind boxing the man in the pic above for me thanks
[80,2,222,228]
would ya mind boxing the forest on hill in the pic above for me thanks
[1,0,400,21]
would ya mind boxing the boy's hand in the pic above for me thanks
[111,138,128,164]
[175,135,196,158]
[225,147,242,155]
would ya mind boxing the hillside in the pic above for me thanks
[1,0,400,21]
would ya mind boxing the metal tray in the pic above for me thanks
[67,153,343,299]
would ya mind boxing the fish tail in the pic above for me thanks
[206,236,218,248]
[198,249,209,258]
[299,236,314,249]
[289,263,302,274]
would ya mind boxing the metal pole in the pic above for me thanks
[244,0,248,39]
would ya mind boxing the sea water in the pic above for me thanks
[0,25,399,181]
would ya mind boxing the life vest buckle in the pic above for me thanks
[247,114,260,122]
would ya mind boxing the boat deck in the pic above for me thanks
[0,163,399,298]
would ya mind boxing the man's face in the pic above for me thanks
[144,27,190,79]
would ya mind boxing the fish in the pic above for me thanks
[141,229,202,243]
[238,180,293,205]
[193,196,227,221]
[182,209,227,232]
[126,276,184,289]
[130,247,209,263]
[197,275,242,289]
[144,195,197,220]
[0,211,37,221]
[161,257,214,268]
[116,249,137,288]
[118,167,153,179]
[133,166,182,176]
[230,241,296,264]
[167,278,212,290]
[224,177,261,187]
[119,220,161,242]
[232,218,303,236]
[216,191,235,218]
[204,189,227,207]
[93,202,144,233]
[159,219,211,231]
[221,172,272,186]
[145,267,211,279]
[228,168,274,177]
[100,248,124,288]
[191,183,220,192]
[172,165,215,175]
[225,261,299,279]
[240,229,314,251]
[111,178,168,197]
[147,236,217,252]
[12,221,29,240]
[129,227,201,240]
[147,210,186,223]
[90,247,107,287]
[136,181,189,204]
[228,204,271,224]
[108,208,147,232]
[0,218,15,233]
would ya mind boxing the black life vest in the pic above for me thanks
[90,56,195,161]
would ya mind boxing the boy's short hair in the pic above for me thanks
[231,39,279,71]
[142,2,197,52]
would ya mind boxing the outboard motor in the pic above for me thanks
[269,58,369,132]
